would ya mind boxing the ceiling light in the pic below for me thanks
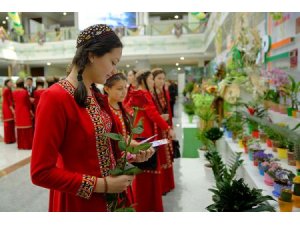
[47,62,52,66]
[177,67,181,71]
[63,12,67,16]
[2,20,6,24]
[176,63,179,66]
[6,17,9,20]
[180,56,184,60]
[174,15,179,19]
[126,64,130,68]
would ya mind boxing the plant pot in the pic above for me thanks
[243,145,248,154]
[253,160,259,166]
[264,173,274,186]
[252,130,260,139]
[297,160,300,170]
[277,148,288,159]
[266,139,273,148]
[248,150,254,161]
[272,182,292,197]
[225,130,232,138]
[278,199,293,212]
[258,163,264,176]
[292,110,297,118]
[288,151,296,166]
[278,104,287,114]
[292,194,300,208]
[238,139,244,148]
[287,107,295,117]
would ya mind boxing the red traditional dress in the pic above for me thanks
[127,89,170,212]
[33,88,46,111]
[109,104,135,207]
[152,88,175,194]
[31,79,125,212]
[123,84,135,114]
[2,87,16,144]
[12,88,33,149]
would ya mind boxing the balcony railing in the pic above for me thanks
[5,22,208,44]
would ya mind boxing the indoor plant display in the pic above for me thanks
[278,189,293,212]
[287,142,296,166]
[247,139,263,161]
[183,98,195,123]
[253,151,273,167]
[205,147,275,212]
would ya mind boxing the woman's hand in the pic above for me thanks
[168,128,176,140]
[94,175,134,193]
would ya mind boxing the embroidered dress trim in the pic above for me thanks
[76,174,97,199]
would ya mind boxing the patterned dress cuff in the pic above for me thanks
[76,174,97,199]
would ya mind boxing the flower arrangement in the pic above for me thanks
[273,168,296,186]
[253,151,273,163]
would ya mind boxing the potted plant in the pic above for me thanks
[292,174,300,208]
[225,112,244,142]
[264,161,281,186]
[183,99,195,123]
[272,168,295,198]
[276,135,288,159]
[247,139,263,161]
[278,189,293,212]
[253,151,273,167]
[205,147,275,212]
[204,127,224,146]
[287,142,296,166]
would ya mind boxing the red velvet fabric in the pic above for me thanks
[3,120,16,144]
[16,127,33,149]
[31,80,123,212]
[12,89,32,127]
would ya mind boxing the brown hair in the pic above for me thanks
[36,78,45,87]
[151,68,168,113]
[16,78,25,88]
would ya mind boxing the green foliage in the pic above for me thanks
[104,133,124,141]
[204,127,224,142]
[183,99,195,115]
[280,189,292,202]
[263,89,280,104]
[205,147,275,212]
[183,82,194,97]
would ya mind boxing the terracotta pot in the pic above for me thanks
[278,199,293,212]
[278,104,287,114]
[288,151,296,166]
[292,110,297,118]
[253,160,259,166]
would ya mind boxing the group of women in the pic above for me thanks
[2,24,177,212]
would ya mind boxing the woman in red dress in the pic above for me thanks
[104,72,138,207]
[30,24,154,212]
[2,78,16,144]
[151,68,175,195]
[12,78,34,149]
[123,69,137,107]
[33,77,46,111]
[126,70,175,212]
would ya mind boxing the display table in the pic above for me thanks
[217,137,300,211]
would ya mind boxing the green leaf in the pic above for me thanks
[132,143,152,154]
[104,133,124,141]
[118,140,127,151]
[132,127,144,135]
[126,146,135,153]
[124,166,142,175]
[114,207,136,212]
[109,168,124,176]
[291,123,300,131]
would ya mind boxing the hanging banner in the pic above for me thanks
[8,12,24,36]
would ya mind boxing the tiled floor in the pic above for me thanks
[0,99,214,212]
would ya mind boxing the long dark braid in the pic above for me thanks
[154,86,168,114]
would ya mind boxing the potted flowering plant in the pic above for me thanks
[247,139,263,161]
[264,161,281,186]
[253,151,273,167]
[272,168,295,197]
